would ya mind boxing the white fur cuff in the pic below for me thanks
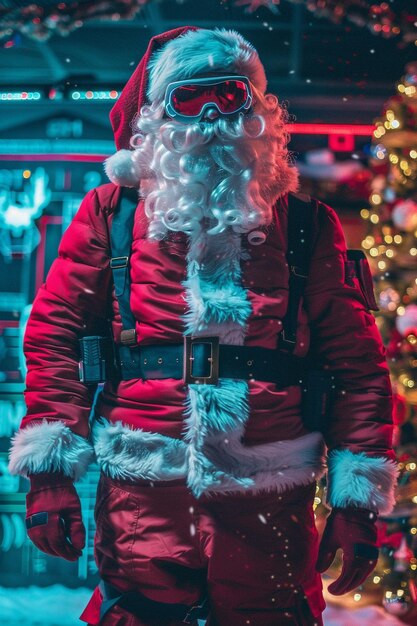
[326,448,399,516]
[8,420,95,481]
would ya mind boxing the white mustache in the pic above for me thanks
[130,100,294,240]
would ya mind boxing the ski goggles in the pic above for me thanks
[164,75,253,122]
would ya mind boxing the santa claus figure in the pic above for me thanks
[8,26,398,626]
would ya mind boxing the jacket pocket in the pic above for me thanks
[344,250,379,311]
[93,479,141,580]
[94,475,117,525]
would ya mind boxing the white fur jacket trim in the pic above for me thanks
[91,417,326,497]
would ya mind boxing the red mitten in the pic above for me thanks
[316,507,379,595]
[26,472,85,561]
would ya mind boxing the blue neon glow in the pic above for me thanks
[0,92,41,101]
[70,90,119,101]
[0,168,50,235]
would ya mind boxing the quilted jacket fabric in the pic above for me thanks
[9,181,398,513]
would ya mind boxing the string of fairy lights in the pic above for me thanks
[340,61,417,618]
[0,1,416,44]
[364,63,417,407]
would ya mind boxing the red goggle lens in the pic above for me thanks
[170,80,250,116]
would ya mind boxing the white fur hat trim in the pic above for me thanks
[147,28,267,104]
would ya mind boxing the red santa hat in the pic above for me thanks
[146,27,267,109]
[106,26,268,186]
[110,26,197,152]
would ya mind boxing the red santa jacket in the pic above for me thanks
[8,182,398,513]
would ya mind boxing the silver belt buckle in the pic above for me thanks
[183,336,219,385]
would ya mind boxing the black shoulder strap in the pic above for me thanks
[110,186,138,341]
[110,188,317,364]
[109,186,143,379]
[278,192,316,354]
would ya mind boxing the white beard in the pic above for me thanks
[105,99,300,241]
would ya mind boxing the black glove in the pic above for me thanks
[26,471,85,561]
[316,507,379,595]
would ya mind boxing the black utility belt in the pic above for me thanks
[79,334,311,387]
[79,335,335,432]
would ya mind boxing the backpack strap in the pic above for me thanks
[109,188,317,376]
[277,192,317,354]
[109,186,141,378]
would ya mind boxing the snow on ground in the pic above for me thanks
[323,604,404,626]
[0,585,406,625]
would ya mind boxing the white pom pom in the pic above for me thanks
[104,149,138,187]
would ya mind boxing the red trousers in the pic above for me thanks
[80,474,325,626]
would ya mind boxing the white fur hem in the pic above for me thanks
[326,448,399,515]
[92,419,188,481]
[92,418,326,497]
[8,419,94,481]
[199,429,326,497]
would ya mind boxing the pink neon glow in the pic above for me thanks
[0,124,376,166]
[0,320,19,328]
[328,133,355,152]
[287,123,375,136]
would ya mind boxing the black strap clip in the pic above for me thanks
[110,256,129,297]
[26,512,48,529]
[110,256,129,269]
[289,264,308,278]
[183,596,209,623]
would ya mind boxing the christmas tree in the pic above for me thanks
[317,61,417,623]
[368,60,417,476]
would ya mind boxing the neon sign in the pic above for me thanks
[0,167,50,258]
